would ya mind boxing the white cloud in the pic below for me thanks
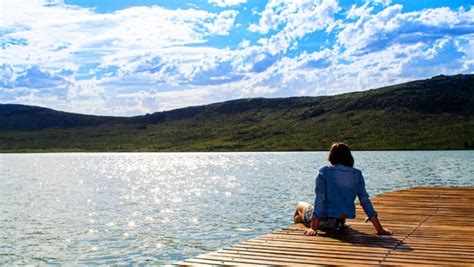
[370,0,392,7]
[0,64,16,88]
[338,5,474,56]
[238,39,250,48]
[119,46,240,86]
[0,64,72,89]
[231,52,372,98]
[249,0,340,54]
[0,0,241,114]
[220,32,472,102]
[399,38,468,78]
[111,85,236,113]
[205,10,239,35]
[208,0,247,7]
[462,35,474,70]
[155,88,215,111]
[1,0,238,67]
[346,2,374,19]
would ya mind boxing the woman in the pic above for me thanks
[294,143,392,236]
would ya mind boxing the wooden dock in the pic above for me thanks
[179,187,474,265]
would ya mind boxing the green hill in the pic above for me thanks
[1,74,473,152]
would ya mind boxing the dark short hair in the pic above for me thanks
[328,142,354,168]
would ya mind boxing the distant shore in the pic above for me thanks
[1,74,473,153]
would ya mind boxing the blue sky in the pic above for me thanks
[1,0,473,115]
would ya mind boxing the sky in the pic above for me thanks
[1,0,473,116]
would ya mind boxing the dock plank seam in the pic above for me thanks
[379,193,441,264]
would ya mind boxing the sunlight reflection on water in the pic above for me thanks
[0,151,473,264]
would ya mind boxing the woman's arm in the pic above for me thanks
[313,170,327,221]
[369,216,393,235]
[357,172,392,235]
[304,169,326,236]
[357,172,378,219]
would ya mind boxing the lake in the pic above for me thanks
[1,151,473,264]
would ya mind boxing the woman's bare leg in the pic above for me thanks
[294,208,302,223]
[294,201,310,224]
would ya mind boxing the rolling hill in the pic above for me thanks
[1,74,473,152]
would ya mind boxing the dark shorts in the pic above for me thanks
[303,204,346,231]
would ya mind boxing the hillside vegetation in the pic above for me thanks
[1,74,473,152]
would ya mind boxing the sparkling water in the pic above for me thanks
[1,151,473,264]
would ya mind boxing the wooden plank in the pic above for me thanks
[179,187,474,265]
[198,251,381,265]
[222,246,388,260]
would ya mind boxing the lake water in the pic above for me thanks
[1,151,473,264]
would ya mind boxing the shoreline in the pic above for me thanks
[1,148,473,154]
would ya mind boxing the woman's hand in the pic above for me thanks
[377,227,393,236]
[304,228,317,236]
[304,217,319,236]
[369,216,392,236]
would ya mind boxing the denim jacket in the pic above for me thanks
[313,164,377,220]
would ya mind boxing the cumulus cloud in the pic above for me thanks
[0,0,243,114]
[238,39,250,48]
[0,64,71,89]
[120,43,285,89]
[208,0,247,7]
[0,64,16,88]
[205,10,239,35]
[122,46,238,86]
[339,5,474,55]
[249,0,339,54]
[1,0,238,66]
[115,86,235,113]
[399,39,468,78]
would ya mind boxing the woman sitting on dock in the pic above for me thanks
[294,143,392,236]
